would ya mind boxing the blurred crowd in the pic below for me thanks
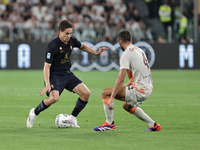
[0,0,155,43]
[0,0,196,44]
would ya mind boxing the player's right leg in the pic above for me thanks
[122,102,162,131]
[94,86,126,132]
[26,90,59,128]
[123,86,162,131]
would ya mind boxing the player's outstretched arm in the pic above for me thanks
[80,44,107,55]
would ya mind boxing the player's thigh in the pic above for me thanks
[44,90,60,105]
[47,74,65,96]
[115,86,126,101]
[49,90,60,101]
[125,85,151,107]
[65,72,83,92]
[72,83,91,98]
[102,86,126,101]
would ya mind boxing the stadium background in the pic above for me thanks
[0,42,199,69]
[0,1,200,150]
[0,0,199,71]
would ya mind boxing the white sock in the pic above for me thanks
[133,107,155,127]
[103,103,114,124]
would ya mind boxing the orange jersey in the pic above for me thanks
[120,44,153,94]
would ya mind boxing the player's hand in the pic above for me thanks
[39,84,51,96]
[107,101,114,110]
[96,47,107,55]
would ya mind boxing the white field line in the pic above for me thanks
[0,104,200,108]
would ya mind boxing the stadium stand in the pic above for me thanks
[0,0,196,44]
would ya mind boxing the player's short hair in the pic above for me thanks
[118,30,131,43]
[59,20,73,32]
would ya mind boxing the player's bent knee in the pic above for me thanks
[85,90,91,99]
[122,102,127,110]
[122,102,131,112]
[122,102,137,114]
[102,88,111,98]
[81,90,91,101]
[50,96,59,104]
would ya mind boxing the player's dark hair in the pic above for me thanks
[118,30,131,43]
[59,20,73,31]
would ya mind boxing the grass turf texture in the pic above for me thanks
[0,70,199,150]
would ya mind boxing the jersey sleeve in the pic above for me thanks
[45,43,55,64]
[120,51,130,70]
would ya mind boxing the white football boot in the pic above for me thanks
[26,108,37,128]
[69,115,80,128]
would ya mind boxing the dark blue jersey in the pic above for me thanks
[45,35,81,73]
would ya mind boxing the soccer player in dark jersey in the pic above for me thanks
[26,20,107,128]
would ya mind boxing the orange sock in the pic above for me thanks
[129,107,137,114]
[102,98,109,104]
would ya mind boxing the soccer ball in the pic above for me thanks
[55,113,71,128]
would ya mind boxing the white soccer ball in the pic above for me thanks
[55,113,71,128]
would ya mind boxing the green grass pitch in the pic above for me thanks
[0,70,199,150]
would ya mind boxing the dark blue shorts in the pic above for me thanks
[46,71,82,96]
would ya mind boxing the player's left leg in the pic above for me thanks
[69,83,90,127]
[94,86,126,131]
[26,90,59,128]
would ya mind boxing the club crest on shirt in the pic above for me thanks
[70,46,72,50]
[47,53,51,59]
[60,47,64,53]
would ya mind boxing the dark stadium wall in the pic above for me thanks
[151,44,198,69]
[0,42,199,70]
